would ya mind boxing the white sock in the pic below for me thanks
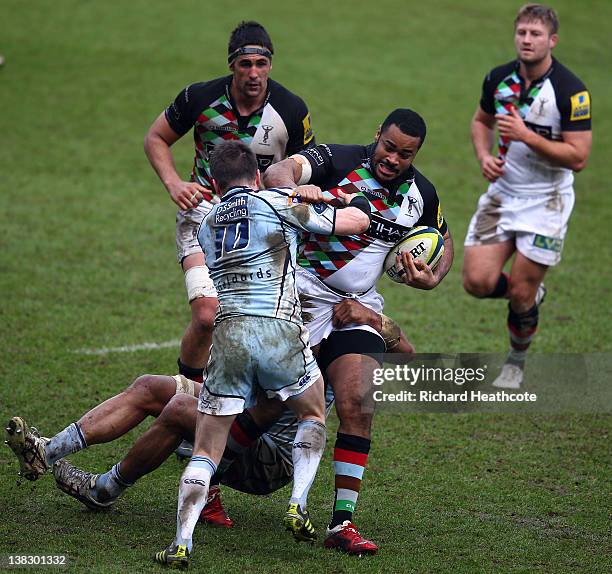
[45,422,87,465]
[91,463,133,503]
[290,419,326,508]
[175,456,217,552]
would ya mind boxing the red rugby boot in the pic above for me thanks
[324,521,378,555]
[199,485,233,528]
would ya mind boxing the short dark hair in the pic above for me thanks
[228,21,274,56]
[381,108,427,147]
[515,3,559,34]
[209,140,258,194]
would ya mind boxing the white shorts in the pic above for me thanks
[296,267,385,347]
[464,186,575,266]
[176,201,218,301]
[198,316,321,416]
[175,200,215,262]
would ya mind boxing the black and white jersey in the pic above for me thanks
[480,57,591,196]
[296,143,447,293]
[165,76,314,203]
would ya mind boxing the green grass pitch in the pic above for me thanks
[1,1,610,572]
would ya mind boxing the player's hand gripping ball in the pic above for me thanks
[384,226,444,283]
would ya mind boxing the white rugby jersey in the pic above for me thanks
[480,58,591,196]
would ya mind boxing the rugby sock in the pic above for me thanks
[177,358,204,383]
[289,419,326,507]
[485,272,509,299]
[91,463,134,503]
[44,422,87,466]
[211,411,265,485]
[176,456,217,551]
[330,433,370,528]
[506,303,539,366]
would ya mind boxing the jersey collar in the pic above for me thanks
[221,186,254,201]
[514,56,556,85]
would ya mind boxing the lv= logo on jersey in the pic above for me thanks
[299,166,413,279]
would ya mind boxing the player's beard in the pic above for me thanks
[517,44,552,70]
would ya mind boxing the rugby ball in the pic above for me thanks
[384,226,444,283]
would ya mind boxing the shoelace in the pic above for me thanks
[22,433,46,465]
[339,524,360,538]
[61,463,92,487]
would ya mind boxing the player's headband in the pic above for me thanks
[228,46,273,65]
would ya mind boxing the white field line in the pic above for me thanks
[74,339,180,356]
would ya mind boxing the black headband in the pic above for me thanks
[228,46,273,65]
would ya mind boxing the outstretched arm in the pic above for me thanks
[331,300,415,357]
[263,156,304,188]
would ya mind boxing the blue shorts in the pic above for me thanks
[198,316,321,416]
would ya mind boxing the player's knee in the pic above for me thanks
[508,281,536,309]
[335,399,372,434]
[462,274,497,298]
[339,414,372,436]
[159,394,193,425]
[126,374,158,398]
[125,375,174,412]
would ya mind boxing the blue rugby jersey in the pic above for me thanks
[198,186,337,324]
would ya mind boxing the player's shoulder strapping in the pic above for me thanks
[250,188,292,211]
[258,187,296,201]
[256,188,311,220]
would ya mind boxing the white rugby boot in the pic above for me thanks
[492,363,524,390]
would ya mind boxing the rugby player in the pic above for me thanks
[263,108,453,554]
[144,21,315,386]
[462,4,592,389]
[5,375,329,509]
[5,303,411,516]
[149,139,377,567]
